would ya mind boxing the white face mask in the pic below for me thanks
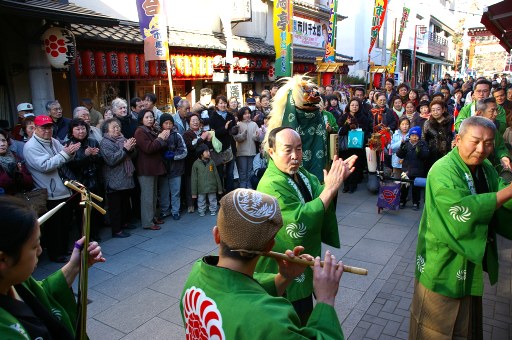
[248,105,256,111]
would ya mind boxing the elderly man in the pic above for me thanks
[256,127,356,324]
[24,115,80,262]
[173,99,190,135]
[73,106,102,142]
[455,79,507,134]
[81,98,102,127]
[409,116,512,339]
[46,100,70,144]
[181,188,345,339]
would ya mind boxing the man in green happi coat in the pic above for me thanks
[180,189,346,339]
[256,127,357,324]
[409,116,512,339]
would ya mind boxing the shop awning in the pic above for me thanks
[415,54,452,67]
[481,0,512,52]
[294,48,357,65]
[0,0,119,26]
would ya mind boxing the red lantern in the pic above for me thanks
[75,50,83,76]
[81,50,95,76]
[256,59,263,69]
[262,59,270,69]
[138,54,148,77]
[191,56,198,77]
[148,60,158,77]
[183,56,192,77]
[206,56,213,76]
[248,58,256,69]
[175,55,184,77]
[128,53,139,76]
[42,27,76,70]
[118,52,129,76]
[94,51,107,76]
[106,52,119,76]
[159,60,167,77]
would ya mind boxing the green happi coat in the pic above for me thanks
[180,256,344,340]
[255,159,340,302]
[454,102,507,134]
[0,271,77,339]
[415,147,512,298]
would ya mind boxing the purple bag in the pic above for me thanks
[377,182,401,210]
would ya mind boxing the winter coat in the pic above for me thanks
[234,120,259,157]
[396,140,429,178]
[52,117,71,144]
[65,137,103,191]
[422,116,454,169]
[209,111,237,151]
[338,111,371,143]
[183,129,212,173]
[0,152,33,194]
[191,158,222,195]
[100,134,135,193]
[162,127,187,177]
[134,125,166,176]
[390,130,409,169]
[370,107,398,132]
[116,114,138,139]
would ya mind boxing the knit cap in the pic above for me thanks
[409,126,421,137]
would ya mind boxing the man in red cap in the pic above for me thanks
[23,115,80,262]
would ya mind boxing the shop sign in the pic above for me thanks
[226,83,243,101]
[293,16,326,49]
[232,0,252,23]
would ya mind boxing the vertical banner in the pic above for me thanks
[324,0,338,62]
[368,0,388,55]
[273,0,293,77]
[136,0,169,61]
[386,7,410,75]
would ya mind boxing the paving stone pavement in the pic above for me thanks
[33,184,512,339]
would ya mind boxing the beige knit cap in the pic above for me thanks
[218,189,283,250]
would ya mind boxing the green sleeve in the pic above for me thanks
[324,111,339,131]
[497,106,506,135]
[309,171,340,248]
[305,303,345,340]
[254,272,278,296]
[428,167,496,264]
[454,104,471,132]
[494,133,509,162]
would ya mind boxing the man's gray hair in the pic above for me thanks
[45,100,59,112]
[459,116,496,137]
[111,98,127,112]
[475,97,496,113]
[73,106,89,118]
[177,99,190,108]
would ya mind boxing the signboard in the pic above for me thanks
[293,16,325,48]
[273,0,293,77]
[136,0,169,61]
[232,0,252,22]
[226,83,243,101]
[324,0,338,62]
[368,0,388,55]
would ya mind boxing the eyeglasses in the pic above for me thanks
[51,107,63,111]
[38,125,53,131]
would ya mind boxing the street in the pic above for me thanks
[34,184,512,339]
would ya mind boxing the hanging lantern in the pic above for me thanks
[238,58,249,68]
[198,56,206,77]
[75,50,83,76]
[94,51,107,76]
[42,27,76,70]
[170,56,177,77]
[128,53,139,76]
[159,60,167,77]
[268,62,276,81]
[148,60,158,77]
[184,56,192,77]
[262,59,270,69]
[81,50,95,77]
[206,56,213,76]
[175,55,185,77]
[191,56,198,77]
[138,54,149,77]
[212,55,223,67]
[118,52,129,76]
[106,52,119,76]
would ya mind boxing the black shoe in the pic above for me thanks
[342,187,349,193]
[349,184,357,193]
[412,203,420,211]
[112,231,131,238]
[400,202,406,209]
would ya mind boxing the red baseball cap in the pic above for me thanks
[34,115,54,126]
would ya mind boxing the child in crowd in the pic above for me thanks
[250,144,268,189]
[191,144,223,216]
[390,116,410,179]
[396,126,429,210]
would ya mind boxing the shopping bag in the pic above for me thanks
[347,129,364,148]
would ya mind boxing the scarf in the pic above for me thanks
[419,112,430,120]
[104,134,135,176]
[393,107,405,118]
[0,150,17,177]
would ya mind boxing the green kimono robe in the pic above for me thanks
[454,102,506,134]
[0,271,77,339]
[415,147,512,298]
[255,159,339,302]
[180,257,344,340]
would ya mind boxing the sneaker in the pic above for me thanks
[159,212,171,219]
[412,203,420,211]
[199,211,205,217]
[172,214,180,220]
[188,206,195,213]
[210,211,216,216]
[112,230,131,238]
[400,202,406,209]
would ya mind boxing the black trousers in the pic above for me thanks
[291,295,313,326]
[107,189,131,235]
[44,198,74,260]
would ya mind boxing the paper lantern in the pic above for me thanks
[191,56,198,77]
[184,56,192,77]
[268,62,276,81]
[148,60,158,77]
[159,60,167,77]
[213,55,223,67]
[94,51,107,76]
[42,27,76,70]
[206,56,213,76]
[262,59,270,69]
[175,55,184,77]
[106,52,119,76]
[75,50,83,76]
[81,50,95,76]
[118,52,129,76]
[198,56,206,76]
[139,54,148,77]
[170,56,177,77]
[128,53,139,76]
[238,58,249,68]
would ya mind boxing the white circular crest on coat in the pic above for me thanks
[456,269,467,281]
[449,205,471,222]
[295,273,306,283]
[416,255,425,273]
[286,222,306,239]
[182,286,225,340]
[233,189,276,224]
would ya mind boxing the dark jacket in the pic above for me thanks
[52,117,71,144]
[133,126,166,176]
[371,107,398,132]
[162,127,187,177]
[65,137,103,191]
[422,116,453,169]
[183,129,212,173]
[116,115,138,139]
[99,135,135,193]
[0,153,33,194]
[396,140,429,177]
[338,111,372,143]
[209,111,237,151]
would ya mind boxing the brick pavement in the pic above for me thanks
[32,184,512,339]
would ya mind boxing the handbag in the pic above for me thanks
[210,146,234,166]
[347,129,364,149]
[14,188,48,216]
[338,134,348,152]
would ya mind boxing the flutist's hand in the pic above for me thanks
[313,250,343,307]
[62,237,106,287]
[274,246,313,296]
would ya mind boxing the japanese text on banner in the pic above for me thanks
[324,0,338,62]
[136,0,169,61]
[273,0,293,77]
[368,0,388,55]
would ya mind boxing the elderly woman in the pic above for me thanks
[372,92,398,132]
[0,196,105,339]
[183,114,212,213]
[0,128,33,195]
[100,118,137,238]
[65,119,104,240]
[9,116,35,161]
[134,109,169,231]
